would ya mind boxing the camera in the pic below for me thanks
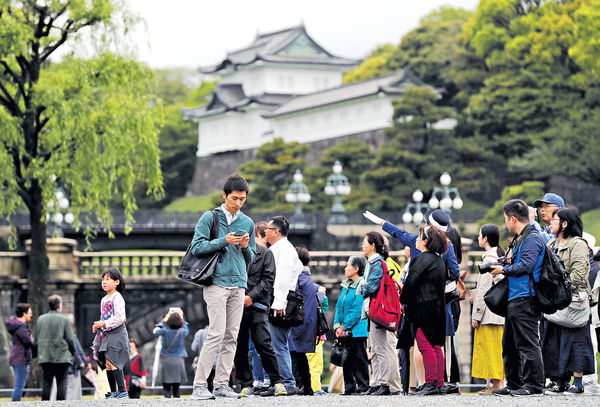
[478,256,507,274]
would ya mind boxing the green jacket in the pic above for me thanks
[35,311,74,364]
[548,236,592,298]
[191,207,255,288]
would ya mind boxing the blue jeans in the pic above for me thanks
[12,365,29,401]
[269,324,295,386]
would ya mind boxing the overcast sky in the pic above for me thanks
[126,0,481,70]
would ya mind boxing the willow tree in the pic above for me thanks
[0,1,163,319]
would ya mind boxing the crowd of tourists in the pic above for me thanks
[5,175,600,400]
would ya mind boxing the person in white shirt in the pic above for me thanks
[265,216,302,395]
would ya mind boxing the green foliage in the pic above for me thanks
[239,138,308,211]
[479,181,545,238]
[133,70,215,208]
[582,208,600,241]
[343,44,394,84]
[387,6,473,90]
[163,193,218,212]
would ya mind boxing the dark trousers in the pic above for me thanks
[234,308,282,388]
[40,363,69,401]
[163,383,180,398]
[128,385,142,399]
[503,297,544,393]
[290,351,312,394]
[342,337,369,394]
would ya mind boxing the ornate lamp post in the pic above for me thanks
[285,169,311,229]
[46,187,74,237]
[428,172,463,213]
[324,160,351,224]
[402,189,430,225]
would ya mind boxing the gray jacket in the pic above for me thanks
[472,248,505,325]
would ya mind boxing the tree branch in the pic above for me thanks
[0,80,20,115]
[39,20,73,62]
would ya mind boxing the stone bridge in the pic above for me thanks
[0,238,486,389]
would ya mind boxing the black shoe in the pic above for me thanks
[372,385,391,396]
[390,391,401,395]
[360,386,378,395]
[409,382,440,396]
[544,381,557,389]
[565,385,584,395]
[510,388,543,396]
[545,383,569,395]
[492,387,512,396]
[442,383,460,395]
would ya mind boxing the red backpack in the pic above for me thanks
[368,259,402,331]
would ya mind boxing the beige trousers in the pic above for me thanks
[369,320,391,386]
[193,285,245,389]
[387,330,401,392]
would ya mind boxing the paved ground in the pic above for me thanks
[2,394,600,406]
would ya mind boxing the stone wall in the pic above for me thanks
[187,129,387,195]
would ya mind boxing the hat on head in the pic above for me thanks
[582,232,596,250]
[533,193,564,208]
[425,209,450,232]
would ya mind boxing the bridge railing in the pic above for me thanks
[74,250,413,279]
[76,251,186,277]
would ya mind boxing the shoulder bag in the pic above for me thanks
[269,289,305,328]
[483,277,509,317]
[315,293,329,338]
[177,209,221,287]
[544,293,590,328]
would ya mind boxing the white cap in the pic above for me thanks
[582,232,596,250]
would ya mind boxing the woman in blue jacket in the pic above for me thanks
[333,256,369,395]
[290,246,324,396]
[154,309,189,398]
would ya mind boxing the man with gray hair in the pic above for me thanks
[35,295,74,400]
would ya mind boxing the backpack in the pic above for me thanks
[368,259,402,331]
[525,228,572,314]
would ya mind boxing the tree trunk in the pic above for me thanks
[25,181,47,389]
[27,181,48,324]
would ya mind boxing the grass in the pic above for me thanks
[163,194,216,212]
[582,208,600,242]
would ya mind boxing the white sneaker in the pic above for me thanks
[214,385,241,399]
[190,385,215,400]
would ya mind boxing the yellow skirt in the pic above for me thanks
[471,324,504,380]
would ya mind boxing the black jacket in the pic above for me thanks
[400,251,446,346]
[246,245,276,309]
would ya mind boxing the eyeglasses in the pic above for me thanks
[266,227,278,231]
[551,217,560,223]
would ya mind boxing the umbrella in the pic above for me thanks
[151,336,163,387]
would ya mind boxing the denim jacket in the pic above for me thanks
[154,322,189,358]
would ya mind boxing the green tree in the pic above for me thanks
[387,6,473,93]
[135,72,215,208]
[237,138,308,211]
[0,2,162,320]
[361,86,456,210]
[342,44,394,84]
[479,181,545,241]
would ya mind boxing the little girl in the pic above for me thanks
[92,267,130,399]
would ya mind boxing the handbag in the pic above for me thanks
[329,337,349,366]
[483,276,509,317]
[269,289,305,328]
[544,294,590,328]
[315,293,329,338]
[444,280,461,304]
[177,210,221,287]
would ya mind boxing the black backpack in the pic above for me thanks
[525,228,572,314]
